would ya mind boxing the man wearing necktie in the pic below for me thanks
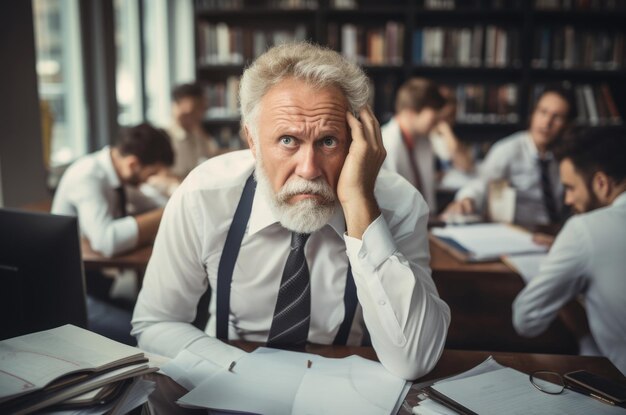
[52,123,174,344]
[445,85,577,225]
[381,78,449,213]
[514,128,626,375]
[133,42,451,380]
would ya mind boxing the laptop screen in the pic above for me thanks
[0,208,87,340]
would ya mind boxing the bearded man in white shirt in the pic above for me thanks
[132,42,451,380]
[444,85,577,225]
[513,128,626,375]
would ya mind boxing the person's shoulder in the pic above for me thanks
[381,118,399,140]
[575,199,626,228]
[61,152,105,183]
[485,130,527,159]
[375,169,429,217]
[491,130,527,150]
[178,150,255,194]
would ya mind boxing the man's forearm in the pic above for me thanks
[135,208,164,247]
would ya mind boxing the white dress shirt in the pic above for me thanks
[382,118,437,212]
[455,131,563,225]
[513,192,626,375]
[132,150,450,380]
[51,147,162,257]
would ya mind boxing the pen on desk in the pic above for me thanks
[567,384,615,406]
[307,360,312,369]
[228,361,237,373]
[588,392,615,406]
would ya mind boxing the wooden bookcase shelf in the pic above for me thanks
[194,0,626,148]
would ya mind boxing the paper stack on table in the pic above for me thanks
[164,347,411,415]
[0,325,157,414]
[413,357,626,415]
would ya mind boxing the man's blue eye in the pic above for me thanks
[281,136,293,145]
[322,137,336,147]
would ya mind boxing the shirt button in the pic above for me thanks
[378,300,386,306]
[358,252,366,259]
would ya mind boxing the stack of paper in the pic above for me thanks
[431,223,547,262]
[165,347,410,415]
[413,357,625,415]
[0,325,157,414]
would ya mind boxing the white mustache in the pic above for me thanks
[276,177,335,204]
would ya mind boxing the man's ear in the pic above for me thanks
[244,126,257,158]
[592,171,611,201]
[126,155,141,172]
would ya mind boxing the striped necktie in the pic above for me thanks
[538,159,559,223]
[267,232,311,346]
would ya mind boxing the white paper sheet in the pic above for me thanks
[177,347,409,415]
[432,367,626,415]
[432,223,547,260]
[502,253,548,283]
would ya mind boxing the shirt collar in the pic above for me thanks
[247,176,346,238]
[524,131,554,162]
[612,192,626,207]
[95,146,122,189]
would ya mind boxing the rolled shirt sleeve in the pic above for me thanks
[345,210,451,380]
[72,178,138,257]
[513,218,590,337]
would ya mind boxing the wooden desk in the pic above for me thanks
[81,240,152,272]
[429,236,577,354]
[147,343,625,414]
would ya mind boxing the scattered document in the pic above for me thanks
[430,366,626,415]
[41,378,156,415]
[431,223,547,261]
[0,325,145,402]
[177,347,410,415]
[0,325,154,414]
[502,253,548,283]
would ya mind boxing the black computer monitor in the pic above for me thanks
[0,208,88,340]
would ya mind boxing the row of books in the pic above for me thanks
[205,76,240,118]
[334,0,522,9]
[535,0,626,9]
[195,0,318,10]
[194,0,625,11]
[197,22,307,65]
[328,22,404,66]
[533,84,622,125]
[533,27,625,70]
[201,76,622,127]
[450,83,519,124]
[413,26,521,68]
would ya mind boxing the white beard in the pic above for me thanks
[254,158,337,234]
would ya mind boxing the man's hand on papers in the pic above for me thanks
[532,232,555,249]
[443,198,475,217]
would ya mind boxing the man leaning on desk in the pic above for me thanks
[513,128,626,375]
[131,42,451,380]
[52,123,174,344]
[444,84,576,225]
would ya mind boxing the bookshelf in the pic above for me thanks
[194,0,626,149]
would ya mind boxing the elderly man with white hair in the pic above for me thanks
[132,42,450,380]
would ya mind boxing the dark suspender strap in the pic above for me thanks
[216,174,256,340]
[333,266,357,345]
[215,173,358,345]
